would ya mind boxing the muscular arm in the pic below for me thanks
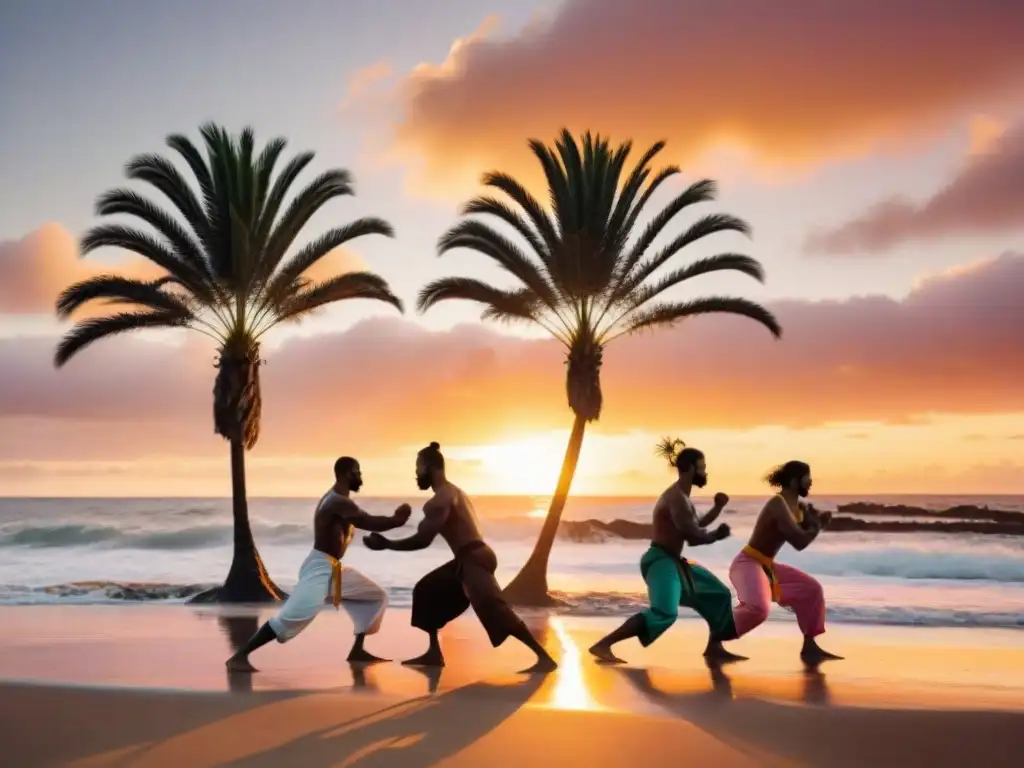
[670,496,722,547]
[333,499,405,532]
[771,497,820,551]
[698,503,725,528]
[378,496,449,551]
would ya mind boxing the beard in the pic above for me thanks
[350,478,363,492]
[416,473,431,490]
[692,472,708,488]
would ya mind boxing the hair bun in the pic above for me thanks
[429,442,440,450]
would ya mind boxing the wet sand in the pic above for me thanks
[1,605,1022,766]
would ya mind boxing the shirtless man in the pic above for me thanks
[728,460,842,664]
[225,457,410,672]
[363,442,557,673]
[589,441,743,664]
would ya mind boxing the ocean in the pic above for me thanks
[1,495,1023,629]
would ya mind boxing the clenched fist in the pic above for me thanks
[393,503,412,525]
[713,492,730,508]
[713,523,731,541]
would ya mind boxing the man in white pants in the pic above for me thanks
[226,457,410,671]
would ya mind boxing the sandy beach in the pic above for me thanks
[1,605,1022,766]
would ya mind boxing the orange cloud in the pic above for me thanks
[386,0,1024,197]
[340,59,395,112]
[2,251,1022,468]
[807,121,1024,253]
[0,224,367,316]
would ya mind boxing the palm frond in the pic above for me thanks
[54,309,191,367]
[416,276,542,322]
[260,169,355,281]
[94,188,211,280]
[252,137,287,220]
[462,196,551,265]
[612,296,782,341]
[56,274,196,319]
[605,253,766,333]
[621,213,752,295]
[615,180,718,284]
[253,150,315,253]
[262,217,394,304]
[438,220,560,310]
[654,436,686,467]
[482,171,561,255]
[80,223,215,302]
[273,271,403,325]
[124,153,211,251]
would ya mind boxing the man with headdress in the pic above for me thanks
[588,439,744,664]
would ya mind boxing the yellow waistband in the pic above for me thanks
[742,545,781,602]
[326,554,342,609]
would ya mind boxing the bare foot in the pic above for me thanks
[402,651,445,667]
[226,656,258,673]
[518,655,558,674]
[703,643,748,663]
[801,646,844,664]
[347,649,390,664]
[588,644,626,664]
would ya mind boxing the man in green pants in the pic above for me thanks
[589,440,744,663]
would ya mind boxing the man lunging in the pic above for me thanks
[363,442,557,673]
[226,457,409,672]
[728,460,842,664]
[589,440,744,664]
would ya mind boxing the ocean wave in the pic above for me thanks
[0,522,310,550]
[0,581,1020,629]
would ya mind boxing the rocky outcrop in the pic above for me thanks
[558,503,1024,541]
[836,502,1024,524]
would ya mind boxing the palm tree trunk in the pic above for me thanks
[502,413,587,606]
[189,438,285,603]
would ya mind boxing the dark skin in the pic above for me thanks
[365,455,558,674]
[589,456,745,664]
[225,462,410,673]
[748,472,842,664]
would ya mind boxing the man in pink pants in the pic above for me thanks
[728,460,843,664]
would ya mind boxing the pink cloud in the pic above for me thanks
[387,0,1024,196]
[807,121,1024,253]
[1,251,1021,467]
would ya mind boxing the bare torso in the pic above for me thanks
[746,494,800,559]
[650,484,693,557]
[433,483,485,553]
[312,489,355,559]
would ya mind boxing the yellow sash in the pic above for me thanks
[742,545,781,603]
[326,554,342,609]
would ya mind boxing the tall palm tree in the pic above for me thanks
[417,129,782,606]
[54,124,403,603]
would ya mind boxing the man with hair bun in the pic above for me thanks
[363,441,557,672]
[728,460,842,663]
[588,438,744,664]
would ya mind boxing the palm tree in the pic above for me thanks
[53,124,403,603]
[417,129,782,605]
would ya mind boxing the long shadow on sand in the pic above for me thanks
[230,670,548,767]
[614,663,1024,768]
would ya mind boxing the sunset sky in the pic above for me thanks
[1,0,1023,497]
